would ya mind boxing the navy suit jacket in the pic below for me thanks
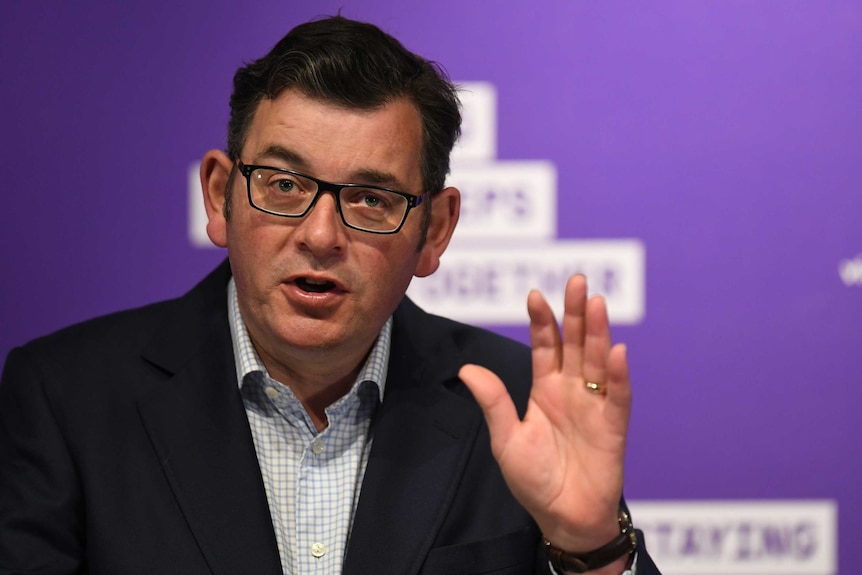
[0,261,659,574]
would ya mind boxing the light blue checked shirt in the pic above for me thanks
[227,279,389,575]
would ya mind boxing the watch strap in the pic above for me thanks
[543,508,638,573]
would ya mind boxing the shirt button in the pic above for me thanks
[265,387,280,399]
[311,439,325,455]
[311,542,327,558]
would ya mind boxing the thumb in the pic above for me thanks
[459,364,519,455]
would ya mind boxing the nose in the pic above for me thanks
[292,190,347,258]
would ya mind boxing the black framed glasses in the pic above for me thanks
[237,161,428,234]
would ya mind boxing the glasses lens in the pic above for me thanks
[249,168,317,216]
[340,187,409,232]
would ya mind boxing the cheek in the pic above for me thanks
[349,239,410,285]
[228,212,288,254]
[373,245,422,291]
[226,228,280,290]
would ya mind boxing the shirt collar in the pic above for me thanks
[227,277,389,403]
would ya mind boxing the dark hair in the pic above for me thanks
[226,16,462,214]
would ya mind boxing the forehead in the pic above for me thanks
[243,90,424,189]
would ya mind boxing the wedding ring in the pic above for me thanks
[585,381,606,395]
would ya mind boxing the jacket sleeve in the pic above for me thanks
[632,528,662,574]
[0,346,84,575]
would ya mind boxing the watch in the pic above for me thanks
[543,508,638,573]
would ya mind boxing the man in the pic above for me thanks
[0,16,660,575]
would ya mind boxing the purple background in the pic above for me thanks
[2,1,860,571]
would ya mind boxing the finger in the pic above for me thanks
[459,364,520,456]
[560,275,588,378]
[605,343,633,428]
[527,289,562,379]
[582,294,612,390]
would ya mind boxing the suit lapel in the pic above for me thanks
[343,301,484,575]
[135,262,283,575]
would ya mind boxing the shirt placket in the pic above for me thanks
[296,426,333,575]
[296,395,363,575]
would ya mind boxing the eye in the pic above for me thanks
[341,187,400,216]
[262,172,305,194]
[358,191,395,210]
[275,178,295,193]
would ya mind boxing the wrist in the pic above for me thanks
[542,509,620,554]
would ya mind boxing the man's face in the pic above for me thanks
[201,90,458,382]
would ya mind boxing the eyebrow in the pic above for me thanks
[255,144,411,192]
[256,145,308,169]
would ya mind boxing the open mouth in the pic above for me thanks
[296,277,336,293]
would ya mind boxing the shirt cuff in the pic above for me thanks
[547,551,637,575]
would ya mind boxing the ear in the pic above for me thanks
[200,149,234,248]
[415,186,460,278]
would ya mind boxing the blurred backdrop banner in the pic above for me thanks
[2,2,859,573]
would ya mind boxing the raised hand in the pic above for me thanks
[459,274,632,556]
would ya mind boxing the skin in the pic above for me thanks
[202,89,632,573]
[201,90,460,430]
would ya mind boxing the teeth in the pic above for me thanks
[304,278,327,285]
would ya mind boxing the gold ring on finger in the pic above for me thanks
[585,381,606,395]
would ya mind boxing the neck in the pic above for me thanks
[255,343,368,432]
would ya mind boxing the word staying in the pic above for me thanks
[644,520,821,562]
